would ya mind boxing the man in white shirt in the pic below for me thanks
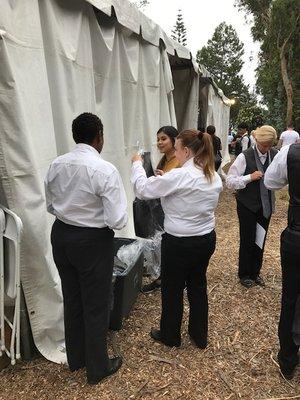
[45,113,127,384]
[278,125,300,148]
[264,143,300,380]
[226,125,277,288]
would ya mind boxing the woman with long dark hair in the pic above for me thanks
[141,125,179,293]
[131,129,223,348]
[156,126,180,173]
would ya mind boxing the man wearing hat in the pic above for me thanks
[226,126,278,288]
[264,143,300,379]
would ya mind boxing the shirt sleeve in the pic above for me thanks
[226,154,252,190]
[131,160,180,200]
[264,146,289,190]
[241,136,250,151]
[44,166,55,215]
[101,170,128,230]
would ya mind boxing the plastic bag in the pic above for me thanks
[116,240,144,271]
[115,231,163,277]
[141,231,163,277]
[113,256,128,276]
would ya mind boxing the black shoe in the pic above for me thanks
[141,278,161,293]
[87,356,122,385]
[254,276,265,287]
[280,367,295,380]
[240,278,255,288]
[70,364,85,372]
[189,333,207,349]
[150,328,180,347]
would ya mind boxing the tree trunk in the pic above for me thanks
[279,44,294,126]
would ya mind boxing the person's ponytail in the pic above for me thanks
[194,132,215,182]
[177,129,215,182]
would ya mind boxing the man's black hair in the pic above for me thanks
[72,112,103,144]
[237,122,249,130]
[206,125,216,135]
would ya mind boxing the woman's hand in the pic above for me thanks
[132,153,143,163]
[155,169,164,176]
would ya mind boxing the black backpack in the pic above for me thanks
[235,134,251,157]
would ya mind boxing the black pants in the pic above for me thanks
[237,201,271,280]
[51,219,114,382]
[160,231,216,347]
[278,228,300,373]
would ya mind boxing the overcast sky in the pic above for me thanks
[140,0,259,91]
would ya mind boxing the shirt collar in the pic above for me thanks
[182,157,194,168]
[75,143,101,157]
[255,145,267,158]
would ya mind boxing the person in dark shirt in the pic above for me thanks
[206,125,222,171]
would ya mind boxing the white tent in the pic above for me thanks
[0,0,230,363]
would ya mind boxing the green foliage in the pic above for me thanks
[235,0,300,131]
[196,22,254,123]
[171,9,187,46]
[236,105,268,130]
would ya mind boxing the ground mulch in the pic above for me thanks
[0,186,299,400]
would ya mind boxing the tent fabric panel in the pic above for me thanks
[0,0,178,363]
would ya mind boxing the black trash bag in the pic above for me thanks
[133,152,164,238]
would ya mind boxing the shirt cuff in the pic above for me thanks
[243,174,252,185]
[132,160,143,167]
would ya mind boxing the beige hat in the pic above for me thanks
[253,125,277,143]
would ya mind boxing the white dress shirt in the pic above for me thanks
[131,158,223,237]
[264,145,289,190]
[280,130,299,147]
[45,143,128,230]
[241,133,252,151]
[226,146,268,190]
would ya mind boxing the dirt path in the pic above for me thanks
[0,187,299,400]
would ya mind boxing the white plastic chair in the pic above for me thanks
[0,209,5,359]
[0,205,23,365]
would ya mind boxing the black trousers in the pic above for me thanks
[278,228,300,373]
[237,201,271,280]
[160,231,216,347]
[51,219,114,382]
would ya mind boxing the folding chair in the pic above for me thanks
[0,205,23,365]
[0,209,5,359]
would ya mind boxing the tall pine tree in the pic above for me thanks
[171,9,187,46]
[197,22,253,122]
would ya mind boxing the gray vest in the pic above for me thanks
[287,143,300,231]
[236,147,278,217]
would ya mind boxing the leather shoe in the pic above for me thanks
[150,328,180,347]
[280,367,295,380]
[87,356,122,385]
[240,278,255,288]
[255,276,265,287]
[188,332,207,349]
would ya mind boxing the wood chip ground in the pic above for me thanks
[0,186,299,399]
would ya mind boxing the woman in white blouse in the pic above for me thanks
[131,129,223,348]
